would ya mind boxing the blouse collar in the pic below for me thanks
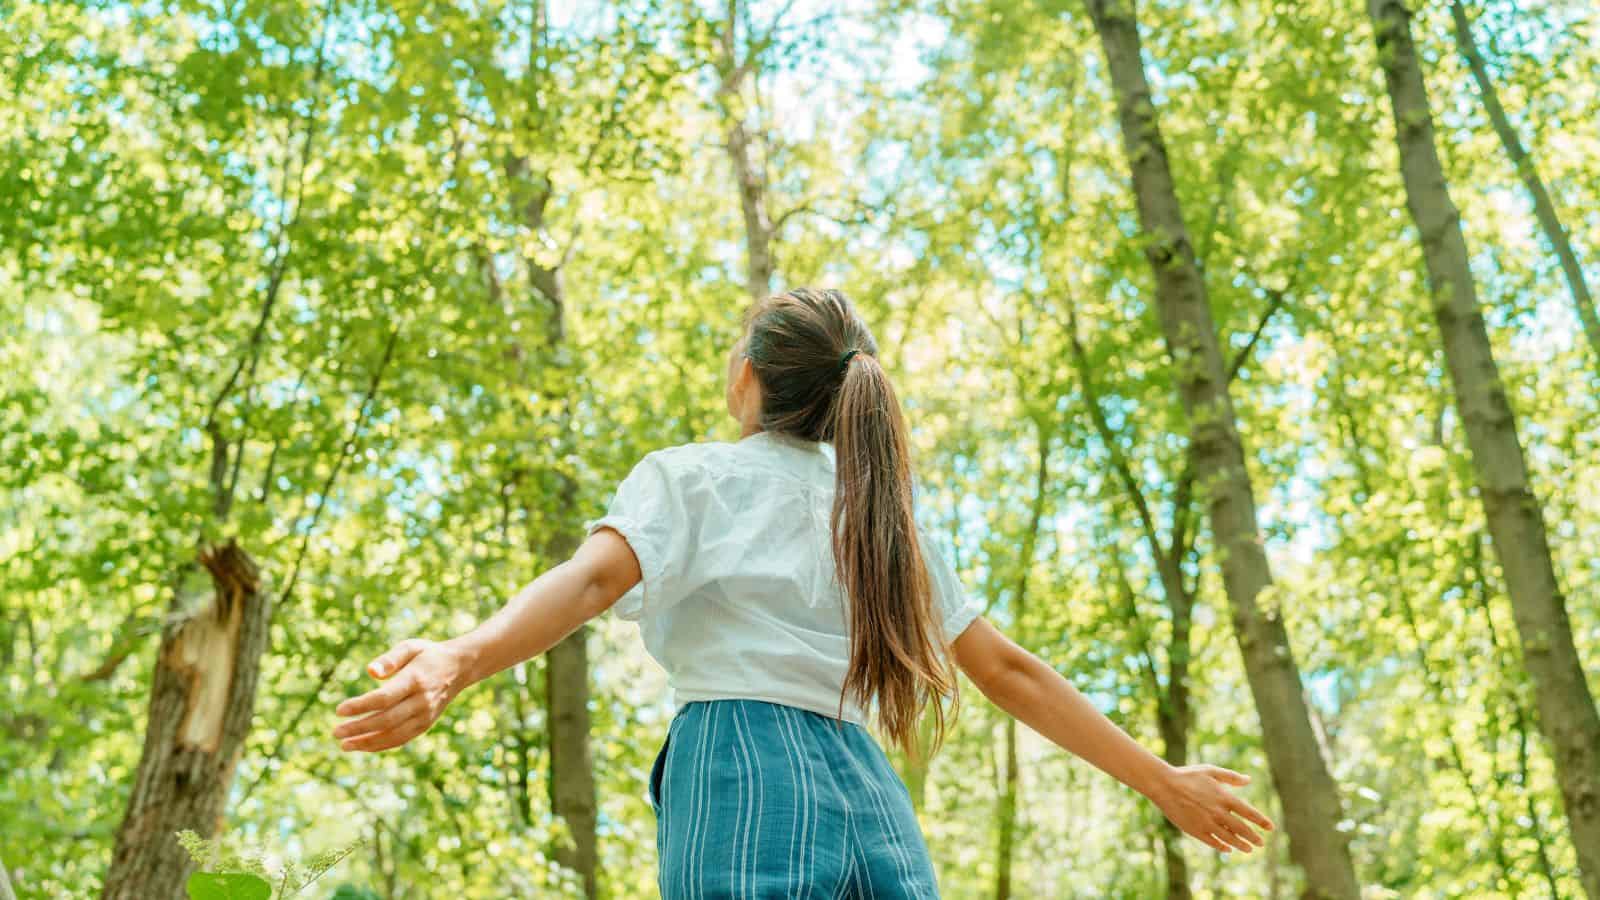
[742,429,826,455]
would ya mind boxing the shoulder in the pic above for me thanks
[632,440,746,491]
[639,440,739,472]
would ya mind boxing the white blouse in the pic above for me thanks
[584,429,984,725]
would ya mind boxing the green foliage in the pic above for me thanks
[186,873,272,900]
[177,830,363,899]
[1,0,1596,897]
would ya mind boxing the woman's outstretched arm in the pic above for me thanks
[951,617,1275,854]
[332,528,641,752]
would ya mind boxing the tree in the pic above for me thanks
[1447,0,1600,375]
[1366,1,1600,894]
[1082,0,1362,895]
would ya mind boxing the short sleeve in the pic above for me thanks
[918,524,982,642]
[584,451,699,621]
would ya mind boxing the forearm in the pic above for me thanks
[977,649,1173,800]
[444,559,614,689]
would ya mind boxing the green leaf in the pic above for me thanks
[185,872,272,900]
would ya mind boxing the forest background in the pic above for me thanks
[2,0,1598,897]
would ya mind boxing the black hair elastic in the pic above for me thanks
[837,348,861,374]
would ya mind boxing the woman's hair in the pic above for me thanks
[740,287,959,754]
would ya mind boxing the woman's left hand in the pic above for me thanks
[333,639,469,752]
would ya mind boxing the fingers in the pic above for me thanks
[338,714,431,752]
[367,639,429,680]
[333,692,427,743]
[1213,812,1263,852]
[1205,765,1251,787]
[1189,828,1232,854]
[1229,796,1276,832]
[335,675,416,718]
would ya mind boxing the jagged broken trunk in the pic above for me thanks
[102,541,269,900]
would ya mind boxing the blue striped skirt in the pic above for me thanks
[648,699,942,899]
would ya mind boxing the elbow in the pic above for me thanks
[567,556,623,621]
[959,626,1038,709]
[982,645,1038,708]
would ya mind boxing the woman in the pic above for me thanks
[334,288,1273,897]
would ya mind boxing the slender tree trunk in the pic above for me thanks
[507,1,601,874]
[545,623,597,898]
[103,544,268,900]
[522,236,599,899]
[1070,274,1281,900]
[718,0,775,304]
[994,718,1019,900]
[1154,559,1194,900]
[992,426,1050,900]
[1448,0,1600,371]
[1368,4,1600,894]
[1082,2,1361,896]
[1068,297,1206,900]
[727,116,774,303]
[1105,540,1196,900]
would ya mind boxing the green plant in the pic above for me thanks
[176,830,364,899]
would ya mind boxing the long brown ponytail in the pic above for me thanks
[741,288,959,754]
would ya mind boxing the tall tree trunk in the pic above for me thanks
[718,0,775,304]
[545,622,597,898]
[103,543,268,900]
[1154,560,1194,900]
[541,471,597,898]
[100,10,354,891]
[1108,543,1195,900]
[1448,0,1600,372]
[507,3,601,879]
[994,717,1019,900]
[992,426,1050,900]
[1082,2,1361,896]
[1367,3,1600,894]
[508,133,600,891]
[519,225,599,899]
[1069,276,1281,900]
[1068,294,1222,900]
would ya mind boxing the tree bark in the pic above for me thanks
[992,426,1050,900]
[1068,295,1212,900]
[545,623,597,898]
[103,543,268,900]
[1368,3,1600,895]
[994,717,1018,900]
[1082,2,1361,896]
[529,271,598,899]
[719,0,775,304]
[513,156,599,894]
[1154,560,1194,900]
[1110,543,1194,900]
[1448,0,1600,373]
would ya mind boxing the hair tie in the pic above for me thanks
[837,348,861,375]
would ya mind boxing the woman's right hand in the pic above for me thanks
[1148,764,1275,854]
[333,639,471,753]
